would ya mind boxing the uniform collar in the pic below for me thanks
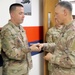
[8,20,20,29]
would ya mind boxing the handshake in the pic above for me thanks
[29,43,54,61]
[29,43,44,52]
[30,43,53,61]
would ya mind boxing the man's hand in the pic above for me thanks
[38,43,44,50]
[29,44,41,52]
[30,43,44,51]
[44,53,53,61]
[32,43,44,50]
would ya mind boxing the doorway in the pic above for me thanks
[43,0,59,75]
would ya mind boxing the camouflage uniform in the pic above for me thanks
[43,20,75,75]
[46,26,62,43]
[46,26,62,75]
[1,21,32,75]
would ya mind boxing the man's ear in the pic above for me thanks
[10,12,15,18]
[10,13,13,18]
[63,9,67,16]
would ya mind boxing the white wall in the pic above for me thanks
[72,2,75,15]
[29,53,44,75]
[0,0,16,27]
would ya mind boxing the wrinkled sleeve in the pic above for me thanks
[42,43,56,52]
[46,29,53,43]
[1,30,30,61]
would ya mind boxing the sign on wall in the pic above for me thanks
[16,0,31,15]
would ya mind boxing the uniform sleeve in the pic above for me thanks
[1,29,30,61]
[49,31,75,68]
[46,29,53,43]
[42,43,56,52]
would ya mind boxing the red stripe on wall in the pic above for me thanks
[24,26,43,42]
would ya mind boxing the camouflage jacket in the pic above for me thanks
[1,21,32,75]
[46,26,62,53]
[46,26,62,43]
[43,20,75,75]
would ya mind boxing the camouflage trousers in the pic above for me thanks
[2,68,29,75]
[2,72,29,75]
[48,67,75,75]
[48,63,75,75]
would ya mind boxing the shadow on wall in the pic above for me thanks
[39,53,44,75]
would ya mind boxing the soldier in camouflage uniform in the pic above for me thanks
[1,3,40,75]
[37,1,75,75]
[45,19,63,74]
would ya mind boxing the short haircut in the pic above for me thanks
[9,3,23,13]
[56,1,72,13]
